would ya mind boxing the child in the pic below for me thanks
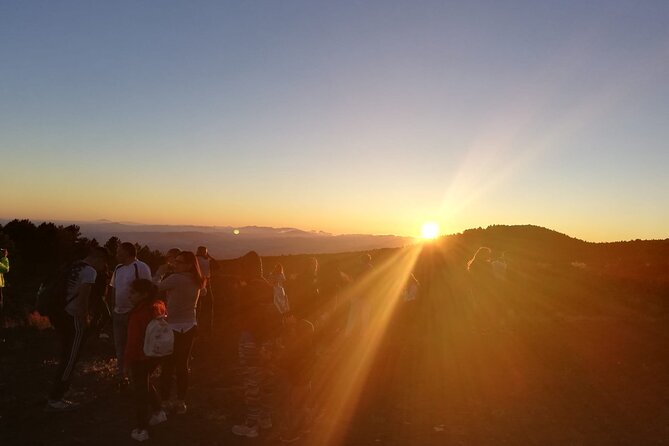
[125,279,168,442]
[269,263,290,316]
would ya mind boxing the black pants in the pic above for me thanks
[160,326,196,400]
[88,296,111,338]
[197,286,214,338]
[130,358,161,430]
[49,313,87,401]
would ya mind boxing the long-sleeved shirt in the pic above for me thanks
[157,272,200,331]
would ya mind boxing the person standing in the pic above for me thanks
[269,263,290,316]
[46,247,108,411]
[0,248,9,342]
[88,263,111,340]
[152,248,181,283]
[345,254,374,338]
[287,257,320,321]
[195,246,216,337]
[158,251,204,414]
[110,242,152,389]
[232,251,282,438]
[125,279,168,442]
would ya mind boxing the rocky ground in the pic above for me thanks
[2,304,669,446]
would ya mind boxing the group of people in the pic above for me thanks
[40,240,434,443]
[44,243,216,442]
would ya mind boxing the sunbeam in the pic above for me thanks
[311,244,423,446]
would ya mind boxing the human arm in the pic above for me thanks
[78,282,94,322]
[138,262,152,280]
[152,264,171,283]
[157,273,177,294]
[0,256,9,274]
[78,266,97,320]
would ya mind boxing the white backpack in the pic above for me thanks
[144,317,174,357]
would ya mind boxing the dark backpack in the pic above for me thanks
[35,261,85,319]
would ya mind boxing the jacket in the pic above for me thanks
[124,299,167,366]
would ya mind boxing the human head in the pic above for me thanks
[475,247,492,262]
[305,257,318,275]
[467,247,492,270]
[273,263,284,275]
[175,251,205,287]
[240,251,263,280]
[196,246,208,257]
[129,278,158,306]
[86,246,109,272]
[361,253,372,265]
[166,248,182,265]
[116,242,137,264]
[0,248,7,258]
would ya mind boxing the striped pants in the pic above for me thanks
[49,313,87,401]
[238,333,274,423]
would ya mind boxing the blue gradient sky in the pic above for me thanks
[1,1,668,241]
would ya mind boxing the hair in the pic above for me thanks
[166,248,182,257]
[130,278,158,300]
[304,257,318,273]
[196,246,208,257]
[90,246,109,258]
[467,247,492,271]
[177,251,205,288]
[272,263,284,275]
[119,242,137,258]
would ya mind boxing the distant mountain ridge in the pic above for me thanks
[25,219,415,257]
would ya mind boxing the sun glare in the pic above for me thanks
[421,221,440,239]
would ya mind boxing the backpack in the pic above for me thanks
[143,316,174,357]
[35,261,85,319]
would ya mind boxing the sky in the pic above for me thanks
[1,0,668,241]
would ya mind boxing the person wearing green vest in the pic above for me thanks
[0,248,9,342]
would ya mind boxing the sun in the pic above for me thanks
[420,221,440,240]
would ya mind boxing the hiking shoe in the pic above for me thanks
[130,428,150,442]
[149,409,167,426]
[174,400,187,414]
[118,377,130,392]
[45,399,78,412]
[232,423,259,438]
[280,433,301,443]
[259,416,273,429]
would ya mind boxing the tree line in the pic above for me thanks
[0,219,164,320]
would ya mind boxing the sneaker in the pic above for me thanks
[232,423,259,438]
[45,399,79,412]
[280,433,301,443]
[130,428,150,442]
[118,377,130,392]
[174,400,187,414]
[161,400,174,412]
[149,409,167,426]
[259,416,273,429]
